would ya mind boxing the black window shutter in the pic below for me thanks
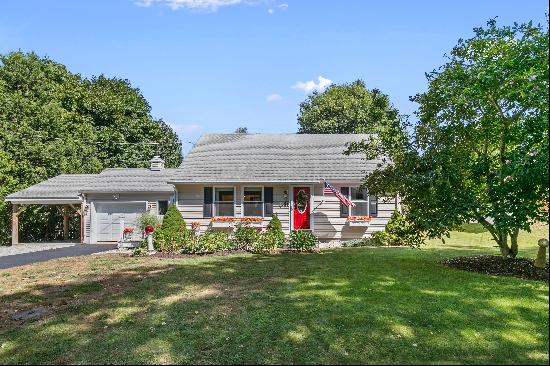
[369,195,378,217]
[203,187,213,218]
[340,187,349,217]
[264,187,273,217]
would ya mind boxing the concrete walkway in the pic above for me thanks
[0,244,118,269]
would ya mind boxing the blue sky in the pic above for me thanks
[1,0,547,154]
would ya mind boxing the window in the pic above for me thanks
[340,186,378,218]
[243,187,263,217]
[350,187,369,216]
[158,200,169,215]
[214,187,235,216]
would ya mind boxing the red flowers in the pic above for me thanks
[211,217,263,223]
[346,216,371,222]
[123,227,134,234]
[144,225,154,234]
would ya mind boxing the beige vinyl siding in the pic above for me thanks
[312,184,397,241]
[176,184,291,233]
[176,183,398,241]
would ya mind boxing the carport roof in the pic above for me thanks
[6,168,178,204]
[5,174,96,204]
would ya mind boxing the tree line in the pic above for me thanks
[0,52,182,244]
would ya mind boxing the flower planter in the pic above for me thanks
[117,240,141,249]
[211,221,234,228]
[347,220,370,227]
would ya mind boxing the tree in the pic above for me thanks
[234,127,248,133]
[160,204,186,233]
[297,80,400,134]
[0,52,183,245]
[358,19,549,258]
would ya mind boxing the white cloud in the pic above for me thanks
[267,8,274,14]
[292,76,332,93]
[266,93,283,102]
[136,0,244,11]
[278,3,288,10]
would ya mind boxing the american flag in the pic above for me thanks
[324,181,356,207]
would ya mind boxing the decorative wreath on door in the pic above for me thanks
[296,190,309,214]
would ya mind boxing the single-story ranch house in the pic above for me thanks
[6,133,399,245]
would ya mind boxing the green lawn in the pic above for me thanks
[0,225,548,364]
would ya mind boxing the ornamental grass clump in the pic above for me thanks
[137,212,160,234]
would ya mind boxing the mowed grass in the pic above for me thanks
[0,225,548,364]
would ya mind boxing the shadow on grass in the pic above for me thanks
[0,248,548,364]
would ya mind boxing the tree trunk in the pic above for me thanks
[510,229,519,258]
[497,232,512,258]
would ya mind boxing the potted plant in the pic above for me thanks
[123,227,134,241]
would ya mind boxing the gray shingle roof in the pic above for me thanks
[6,133,379,202]
[79,168,176,193]
[171,133,377,183]
[6,174,96,201]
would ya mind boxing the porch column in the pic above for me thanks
[63,205,69,240]
[12,204,20,245]
[79,202,85,244]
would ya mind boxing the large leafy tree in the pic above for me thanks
[297,80,400,134]
[0,52,182,244]
[359,19,549,258]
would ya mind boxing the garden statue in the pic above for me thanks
[534,238,549,269]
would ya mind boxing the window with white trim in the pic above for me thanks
[243,187,263,217]
[349,187,369,216]
[214,187,235,216]
[342,187,378,217]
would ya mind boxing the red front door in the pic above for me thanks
[293,187,310,230]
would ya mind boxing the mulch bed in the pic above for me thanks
[442,255,549,282]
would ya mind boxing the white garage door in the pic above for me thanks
[95,202,147,242]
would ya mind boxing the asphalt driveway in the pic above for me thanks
[0,244,118,269]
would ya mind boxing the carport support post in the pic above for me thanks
[11,204,20,245]
[63,205,69,240]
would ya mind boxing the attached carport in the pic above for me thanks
[5,174,96,245]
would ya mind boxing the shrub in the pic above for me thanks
[266,214,285,247]
[233,224,261,251]
[194,230,234,254]
[153,226,193,252]
[289,230,318,252]
[370,211,423,247]
[132,246,146,257]
[137,212,160,233]
[160,204,186,233]
[249,231,280,253]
